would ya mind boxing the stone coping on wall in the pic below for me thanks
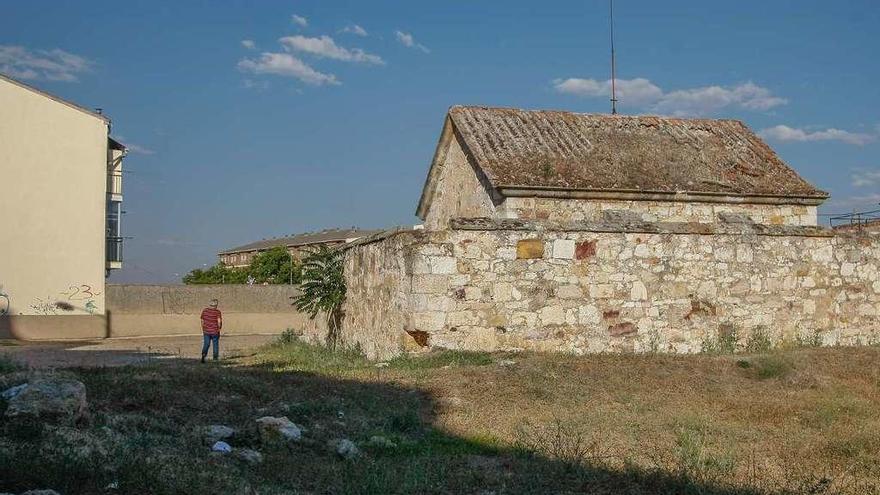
[449,217,837,238]
[340,226,423,250]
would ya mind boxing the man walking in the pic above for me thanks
[200,299,222,363]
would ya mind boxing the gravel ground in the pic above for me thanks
[0,334,278,368]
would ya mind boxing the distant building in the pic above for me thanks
[0,73,125,339]
[218,228,382,267]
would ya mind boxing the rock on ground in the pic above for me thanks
[234,448,263,465]
[1,383,28,400]
[203,424,235,444]
[211,441,232,453]
[255,416,302,446]
[4,377,88,427]
[335,439,360,459]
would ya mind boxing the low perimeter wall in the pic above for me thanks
[1,285,328,341]
[341,219,880,360]
[106,284,328,339]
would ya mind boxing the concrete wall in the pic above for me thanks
[105,285,328,339]
[341,219,880,359]
[0,284,330,341]
[0,76,109,324]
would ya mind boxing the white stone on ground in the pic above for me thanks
[211,441,232,453]
[256,416,302,445]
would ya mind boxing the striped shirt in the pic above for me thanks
[200,307,222,335]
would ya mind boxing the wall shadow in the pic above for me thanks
[0,352,796,494]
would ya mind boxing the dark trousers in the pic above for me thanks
[202,334,220,360]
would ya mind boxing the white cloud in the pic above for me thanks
[0,45,93,82]
[341,24,368,36]
[759,125,875,146]
[553,77,663,106]
[552,77,787,116]
[279,35,384,65]
[114,136,155,155]
[243,78,269,90]
[125,143,155,155]
[238,52,339,86]
[851,169,880,187]
[395,30,430,53]
[241,40,256,50]
[291,15,308,28]
[826,193,880,210]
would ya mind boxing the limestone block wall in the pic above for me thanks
[341,231,421,359]
[341,220,880,358]
[423,134,498,230]
[501,197,818,226]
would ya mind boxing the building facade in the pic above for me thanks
[0,74,125,339]
[218,228,382,267]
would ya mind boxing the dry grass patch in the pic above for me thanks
[0,340,878,494]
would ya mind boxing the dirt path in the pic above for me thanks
[0,334,278,368]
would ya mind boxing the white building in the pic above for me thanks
[0,73,125,339]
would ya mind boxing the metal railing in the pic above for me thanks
[828,208,880,230]
[107,236,124,263]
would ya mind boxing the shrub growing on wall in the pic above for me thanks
[293,246,346,347]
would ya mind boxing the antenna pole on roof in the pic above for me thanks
[609,0,618,115]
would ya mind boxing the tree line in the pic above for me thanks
[182,246,301,285]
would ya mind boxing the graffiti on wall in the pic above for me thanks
[0,285,9,316]
[24,284,103,316]
[59,284,101,314]
[29,295,59,315]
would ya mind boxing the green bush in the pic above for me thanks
[701,324,739,354]
[745,327,774,353]
[752,355,794,380]
[293,246,346,347]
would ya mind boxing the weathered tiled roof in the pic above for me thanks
[445,106,827,199]
[219,228,383,255]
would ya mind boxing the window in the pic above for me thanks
[106,200,122,262]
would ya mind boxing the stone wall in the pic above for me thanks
[500,197,818,226]
[340,232,418,359]
[340,220,880,359]
[423,134,498,230]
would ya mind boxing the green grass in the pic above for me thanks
[0,354,20,374]
[387,349,495,370]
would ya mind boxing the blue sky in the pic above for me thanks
[2,0,878,283]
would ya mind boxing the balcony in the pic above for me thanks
[107,236,123,269]
[108,172,123,199]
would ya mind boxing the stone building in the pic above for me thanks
[219,228,381,267]
[328,106,880,360]
[417,106,827,229]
